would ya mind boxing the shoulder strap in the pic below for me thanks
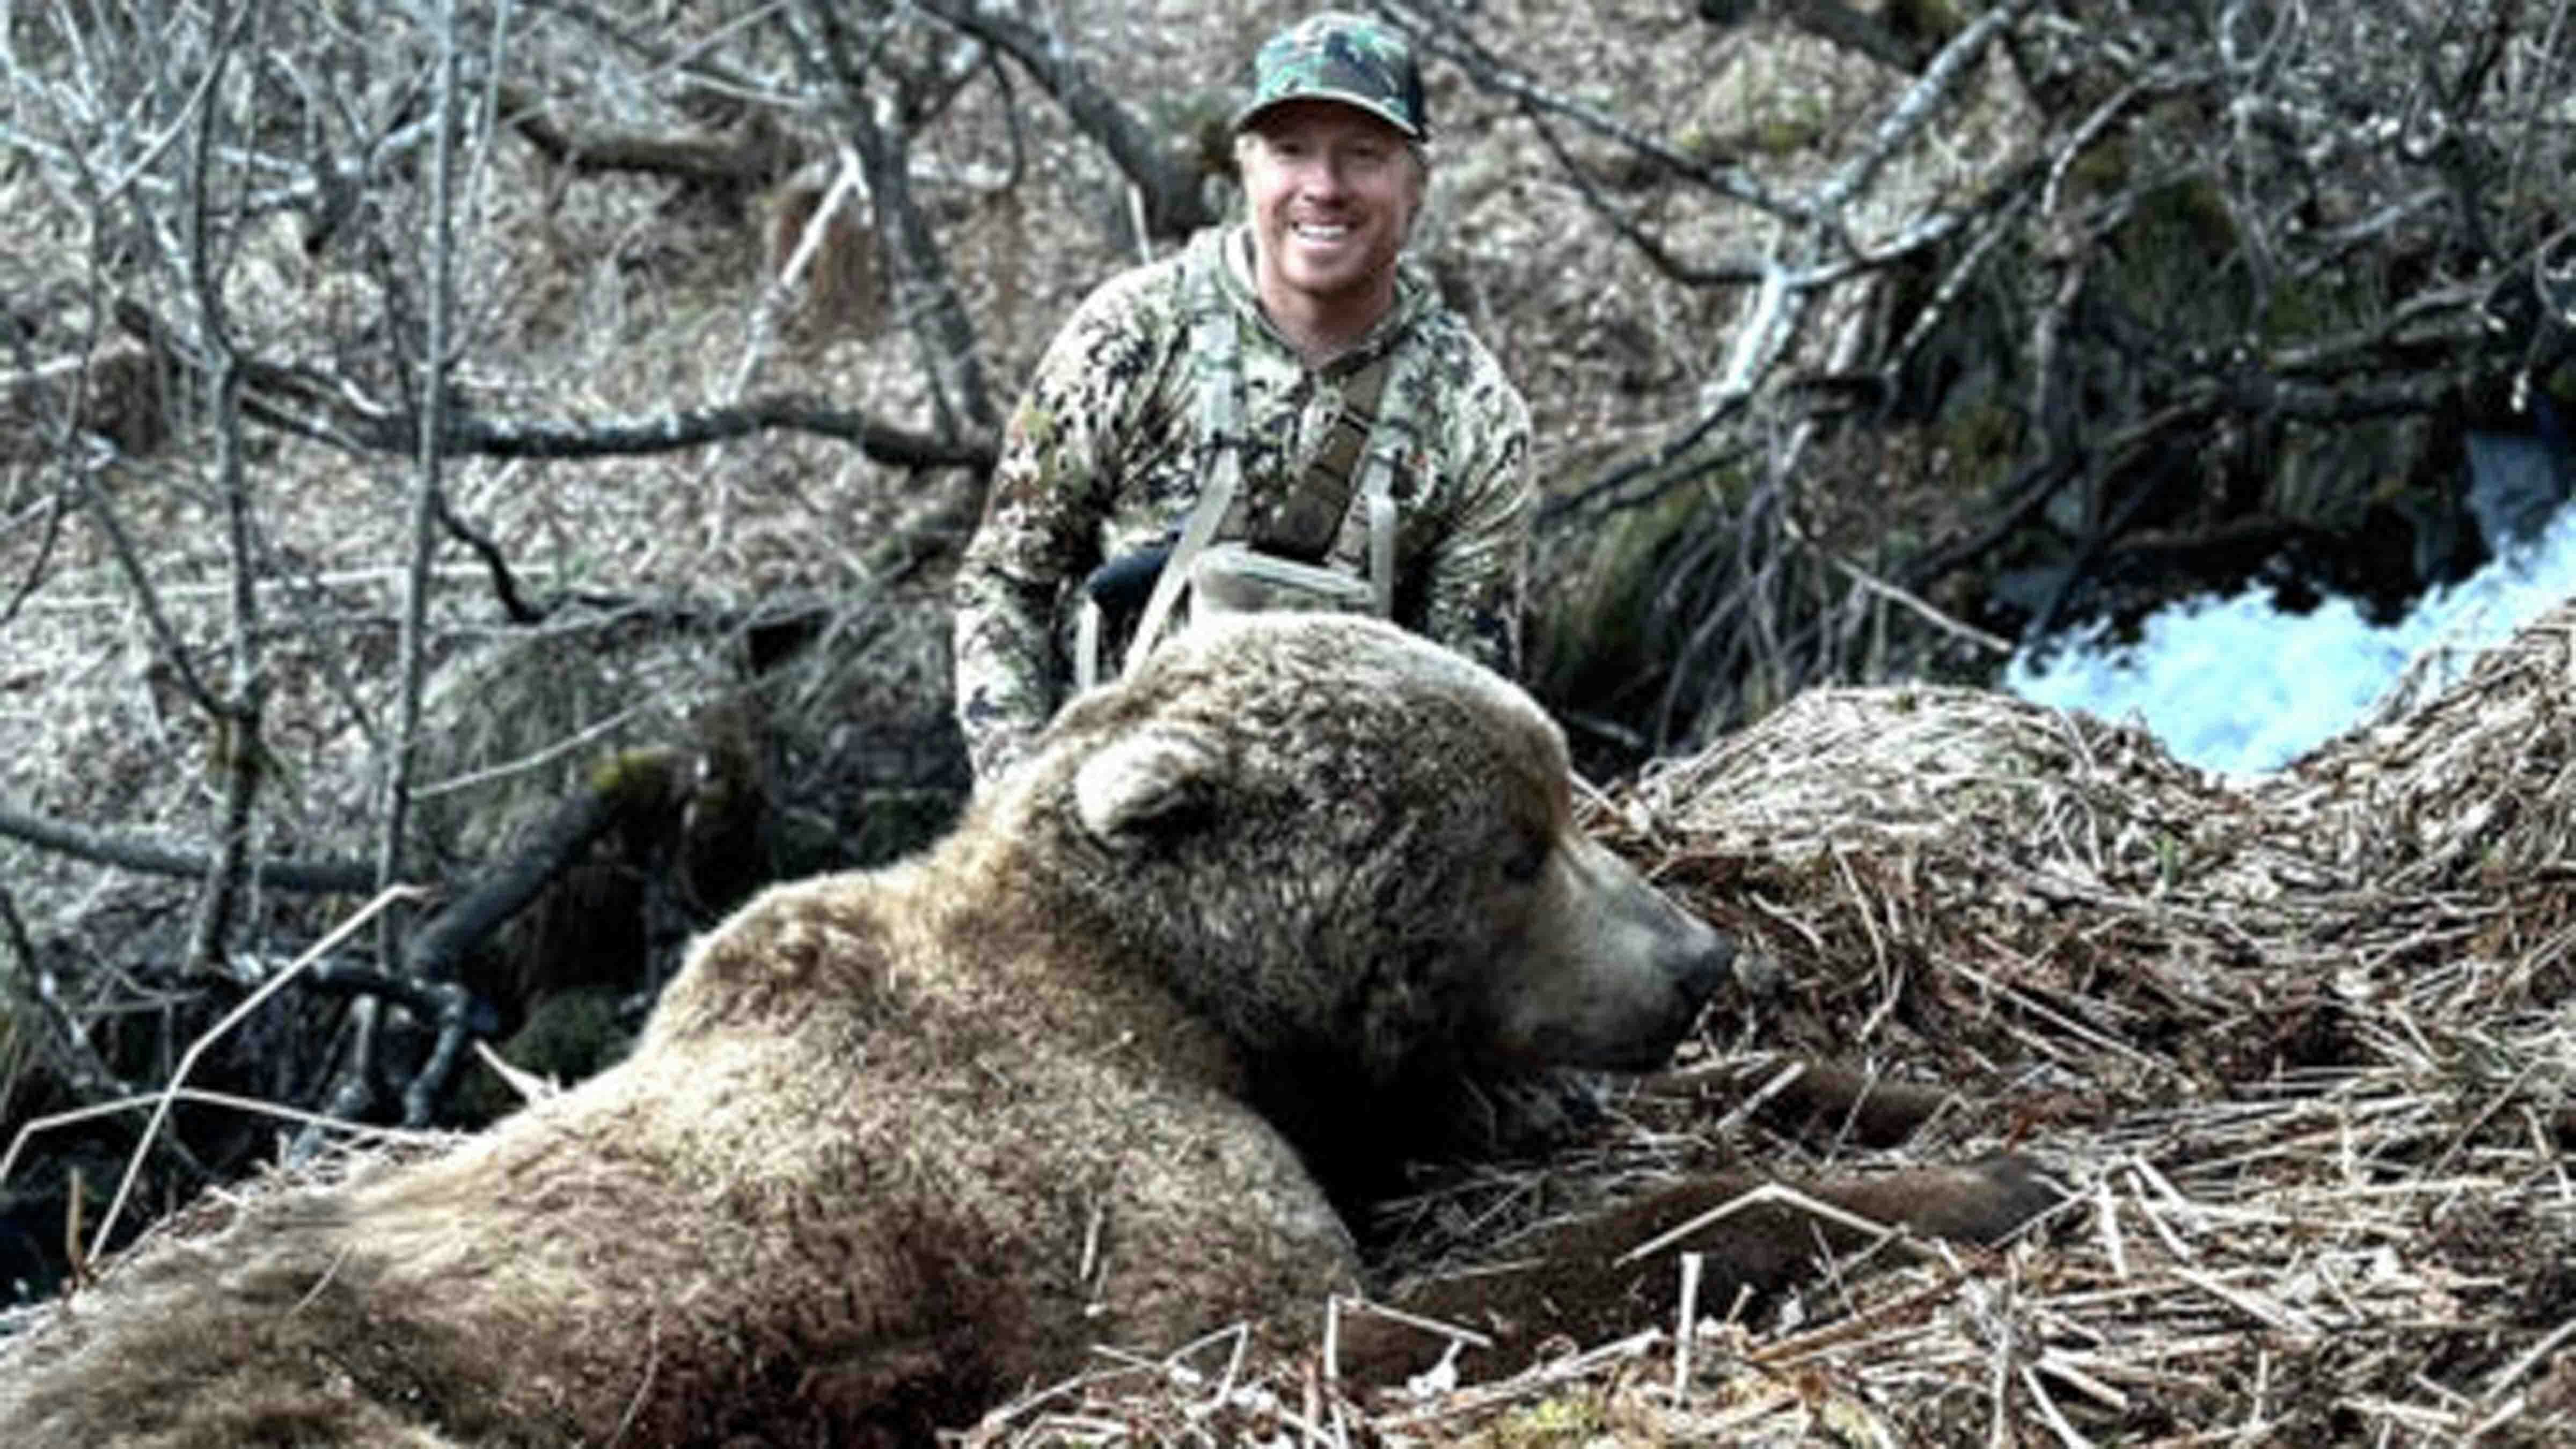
[1348,340,1426,617]
[1120,252,1246,680]
[1261,347,1394,559]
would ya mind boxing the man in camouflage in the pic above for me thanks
[952,10,1534,780]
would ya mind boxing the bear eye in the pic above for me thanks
[1504,835,1552,884]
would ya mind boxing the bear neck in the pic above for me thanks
[912,805,1253,1094]
[947,782,1481,1205]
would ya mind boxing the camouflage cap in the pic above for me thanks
[1233,11,1429,141]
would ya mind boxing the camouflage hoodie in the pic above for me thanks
[953,224,1533,779]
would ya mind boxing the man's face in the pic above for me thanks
[1239,100,1423,320]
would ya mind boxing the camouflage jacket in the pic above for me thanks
[953,224,1533,779]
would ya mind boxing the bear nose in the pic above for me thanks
[1671,925,1737,1010]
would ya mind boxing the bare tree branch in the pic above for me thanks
[180,2,276,974]
[492,79,792,193]
[0,883,135,1103]
[292,955,479,1098]
[427,396,998,467]
[1515,100,1766,288]
[908,0,1218,239]
[112,296,993,469]
[1386,0,1811,223]
[1812,0,2036,216]
[401,747,691,989]
[0,800,380,893]
[781,0,999,436]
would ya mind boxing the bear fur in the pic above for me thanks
[0,613,1746,1445]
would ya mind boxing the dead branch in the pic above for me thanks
[1812,0,2036,215]
[398,747,693,992]
[492,79,793,194]
[910,0,1218,240]
[286,958,481,1130]
[61,434,226,721]
[0,883,134,1104]
[290,743,703,1141]
[0,800,380,894]
[109,298,994,470]
[0,310,102,632]
[781,0,1000,436]
[424,394,996,469]
[1516,102,1766,288]
[0,342,168,462]
[184,356,268,972]
[1392,0,1809,223]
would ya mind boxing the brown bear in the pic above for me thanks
[0,613,2047,1445]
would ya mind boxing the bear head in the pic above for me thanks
[981,613,1737,1189]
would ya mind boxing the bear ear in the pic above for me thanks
[1073,723,1224,847]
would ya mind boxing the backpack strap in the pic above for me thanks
[1261,346,1394,560]
[1339,338,1426,616]
[1117,253,1247,681]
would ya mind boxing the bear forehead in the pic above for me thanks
[1159,614,1546,719]
[1149,613,1571,817]
[1168,613,1553,729]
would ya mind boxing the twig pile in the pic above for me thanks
[974,604,2576,1445]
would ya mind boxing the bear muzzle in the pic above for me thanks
[1482,838,1738,1073]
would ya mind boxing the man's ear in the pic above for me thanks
[1074,722,1224,848]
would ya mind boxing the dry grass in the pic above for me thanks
[957,602,2576,1446]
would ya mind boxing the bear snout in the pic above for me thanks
[1480,838,1739,1072]
[1575,836,1736,1016]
